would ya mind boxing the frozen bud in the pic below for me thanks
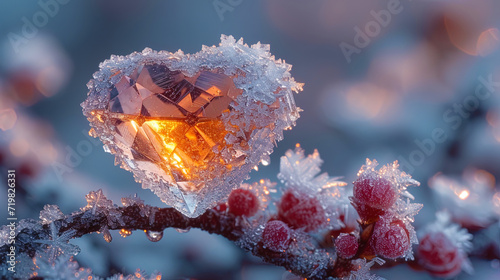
[353,177,397,210]
[335,233,359,259]
[278,190,327,232]
[262,220,291,251]
[228,189,259,217]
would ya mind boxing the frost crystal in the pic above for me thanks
[347,258,386,280]
[34,222,80,263]
[82,35,302,217]
[33,255,161,280]
[278,147,348,230]
[40,204,64,225]
[81,189,114,215]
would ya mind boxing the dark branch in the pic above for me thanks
[1,204,348,279]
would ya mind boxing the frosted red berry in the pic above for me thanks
[353,177,397,210]
[278,190,326,232]
[418,232,463,278]
[335,233,359,259]
[371,219,410,259]
[262,220,292,251]
[352,201,386,223]
[228,189,259,217]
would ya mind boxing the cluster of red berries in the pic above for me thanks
[352,176,411,260]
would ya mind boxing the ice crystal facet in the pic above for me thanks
[39,205,65,225]
[82,35,302,217]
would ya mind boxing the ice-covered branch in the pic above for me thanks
[1,195,346,280]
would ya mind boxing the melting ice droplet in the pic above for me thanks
[82,35,303,217]
[145,230,164,242]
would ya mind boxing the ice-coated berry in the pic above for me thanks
[262,220,292,251]
[228,189,259,217]
[278,190,326,232]
[353,177,397,210]
[371,219,410,259]
[335,233,359,259]
[352,201,386,223]
[418,232,463,278]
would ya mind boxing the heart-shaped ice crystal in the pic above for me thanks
[82,35,303,217]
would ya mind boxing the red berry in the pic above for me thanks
[278,190,326,232]
[371,219,410,259]
[262,220,292,251]
[213,203,227,212]
[335,234,359,259]
[228,189,259,217]
[418,232,463,278]
[352,201,385,223]
[353,177,397,210]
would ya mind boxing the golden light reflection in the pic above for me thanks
[119,229,132,238]
[458,190,470,200]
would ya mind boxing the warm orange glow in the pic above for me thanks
[119,229,132,238]
[295,143,301,148]
[458,190,470,200]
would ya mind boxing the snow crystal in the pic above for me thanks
[40,204,65,225]
[347,258,386,280]
[34,222,80,263]
[81,189,114,215]
[277,147,349,230]
[121,194,145,207]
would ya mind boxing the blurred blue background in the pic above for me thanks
[1,0,500,279]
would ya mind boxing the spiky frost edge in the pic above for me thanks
[276,147,349,231]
